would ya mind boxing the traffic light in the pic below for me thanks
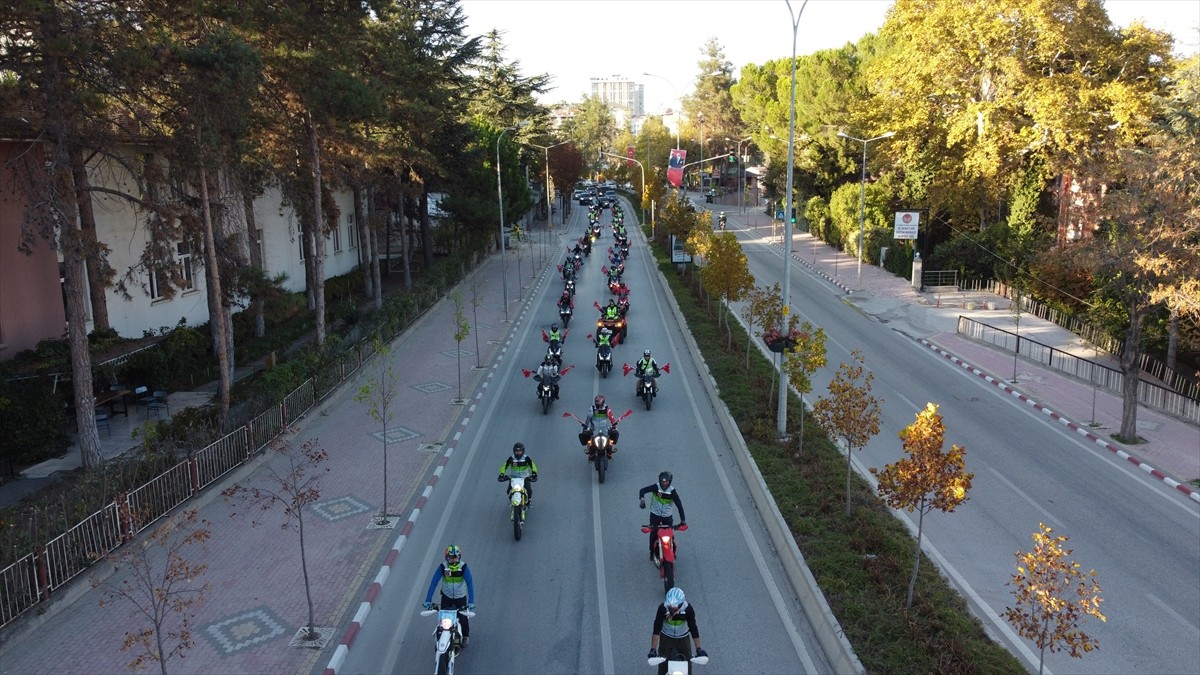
[790,208,797,224]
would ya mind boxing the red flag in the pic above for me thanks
[662,363,671,374]
[622,363,633,376]
[521,369,533,378]
[541,328,549,342]
[667,148,686,188]
[560,365,575,375]
[627,145,635,168]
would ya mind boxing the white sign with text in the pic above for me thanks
[894,211,920,240]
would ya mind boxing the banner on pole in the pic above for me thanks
[894,210,920,240]
[667,149,687,188]
[626,145,635,167]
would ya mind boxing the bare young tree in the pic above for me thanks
[92,508,211,675]
[222,437,329,641]
[354,340,399,525]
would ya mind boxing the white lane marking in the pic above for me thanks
[642,242,819,674]
[1146,592,1200,638]
[987,467,1066,529]
[593,474,615,675]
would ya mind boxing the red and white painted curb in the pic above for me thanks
[918,338,1199,504]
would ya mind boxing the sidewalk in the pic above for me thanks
[718,204,1199,495]
[0,239,558,673]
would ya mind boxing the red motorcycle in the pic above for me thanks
[642,523,688,591]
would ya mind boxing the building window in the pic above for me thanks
[177,242,194,291]
[347,213,358,250]
[148,265,168,300]
[331,220,342,253]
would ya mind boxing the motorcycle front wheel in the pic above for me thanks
[513,505,523,540]
[561,314,571,328]
[643,390,653,410]
[601,364,609,379]
[662,560,675,592]
[436,651,451,675]
[541,395,551,415]
[595,455,607,484]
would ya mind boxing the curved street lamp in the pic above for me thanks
[497,120,530,322]
[528,139,572,268]
[837,130,895,291]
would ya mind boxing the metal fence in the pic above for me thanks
[0,255,465,630]
[961,279,1199,400]
[958,316,1199,423]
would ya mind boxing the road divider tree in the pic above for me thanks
[871,402,973,609]
[814,350,882,515]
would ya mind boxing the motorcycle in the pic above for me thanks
[564,410,631,484]
[523,365,570,415]
[647,641,708,674]
[594,302,628,342]
[545,339,563,368]
[624,362,669,410]
[596,343,613,378]
[501,475,533,540]
[565,278,576,297]
[559,303,573,328]
[418,604,476,675]
[580,238,592,256]
[619,241,630,257]
[617,295,630,319]
[718,214,727,231]
[642,523,688,591]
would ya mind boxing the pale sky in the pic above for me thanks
[459,0,1200,112]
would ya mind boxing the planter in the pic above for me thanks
[965,301,976,310]
[765,338,796,353]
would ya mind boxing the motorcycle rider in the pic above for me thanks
[634,349,661,396]
[547,322,565,343]
[578,394,620,450]
[603,299,620,321]
[423,545,476,646]
[595,325,616,349]
[648,587,707,674]
[558,290,574,312]
[639,471,685,559]
[534,355,560,400]
[562,257,577,280]
[497,442,538,505]
[718,212,727,230]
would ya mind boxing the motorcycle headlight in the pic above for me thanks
[439,618,454,630]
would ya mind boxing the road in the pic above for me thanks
[337,201,829,674]
[720,210,1200,675]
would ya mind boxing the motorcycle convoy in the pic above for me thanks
[432,194,703,674]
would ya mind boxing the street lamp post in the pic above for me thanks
[497,121,529,322]
[778,0,808,438]
[642,72,681,149]
[529,139,571,270]
[837,130,894,291]
[599,151,645,226]
[727,135,753,214]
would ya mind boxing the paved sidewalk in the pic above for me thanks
[0,239,560,674]
[717,204,1199,495]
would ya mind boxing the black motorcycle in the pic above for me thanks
[546,339,563,368]
[558,303,573,328]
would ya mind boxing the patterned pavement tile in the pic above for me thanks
[310,495,374,522]
[439,349,473,358]
[203,606,288,655]
[369,425,420,444]
[412,381,452,394]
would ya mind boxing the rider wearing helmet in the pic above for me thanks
[498,442,539,505]
[547,323,564,343]
[578,394,620,449]
[558,290,574,311]
[535,354,560,399]
[718,212,727,230]
[604,299,620,320]
[634,349,661,396]
[639,471,686,559]
[595,325,616,349]
[648,587,707,673]
[423,545,476,645]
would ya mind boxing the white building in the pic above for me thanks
[590,76,644,124]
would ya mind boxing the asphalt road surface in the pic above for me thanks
[338,200,830,675]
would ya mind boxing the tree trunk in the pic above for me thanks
[243,191,267,339]
[297,511,317,637]
[1166,307,1178,373]
[844,443,854,516]
[306,114,326,347]
[69,146,109,332]
[1118,303,1144,442]
[400,198,413,291]
[420,186,434,270]
[353,184,372,300]
[197,164,231,425]
[906,503,926,609]
[369,193,382,310]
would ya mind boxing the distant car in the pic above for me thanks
[603,188,617,204]
[579,193,593,205]
[622,182,633,190]
[582,179,595,187]
[604,180,617,189]
[573,189,585,201]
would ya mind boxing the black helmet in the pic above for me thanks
[551,323,559,331]
[513,442,525,456]
[643,349,652,359]
[658,471,673,489]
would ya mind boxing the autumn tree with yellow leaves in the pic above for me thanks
[1004,523,1106,675]
[872,403,973,609]
[814,350,882,515]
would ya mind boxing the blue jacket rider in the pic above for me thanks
[424,545,475,644]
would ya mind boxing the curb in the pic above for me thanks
[917,338,1200,504]
[321,252,552,675]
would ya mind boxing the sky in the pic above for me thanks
[459,0,1200,112]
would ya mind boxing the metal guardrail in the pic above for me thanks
[958,316,1199,423]
[921,269,958,289]
[961,279,1199,400]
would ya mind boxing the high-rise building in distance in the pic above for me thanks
[590,76,644,121]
